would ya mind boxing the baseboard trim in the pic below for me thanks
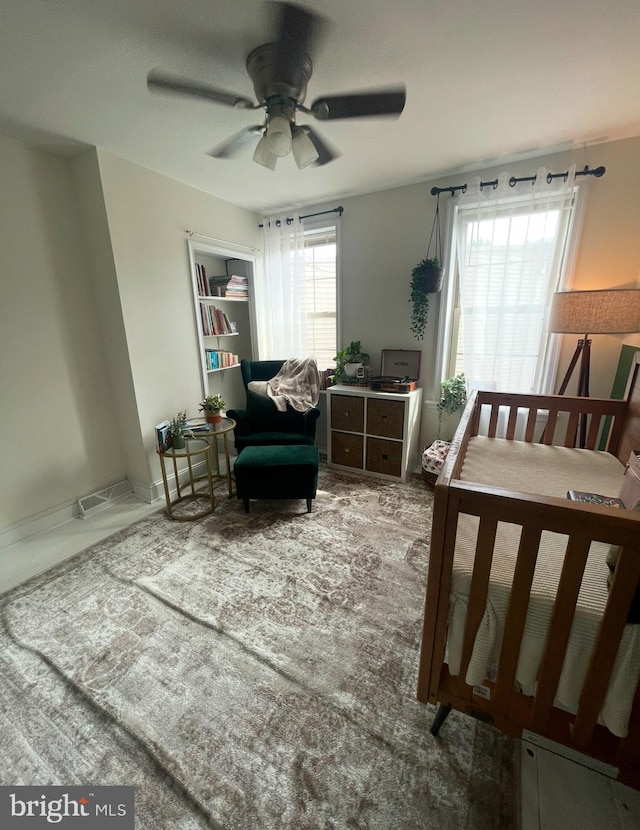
[0,499,78,550]
[0,476,159,550]
[135,459,216,505]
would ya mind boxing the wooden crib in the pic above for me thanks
[417,353,640,788]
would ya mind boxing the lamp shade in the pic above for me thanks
[548,289,640,335]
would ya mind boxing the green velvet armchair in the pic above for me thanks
[226,359,321,454]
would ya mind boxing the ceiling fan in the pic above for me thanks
[147,1,406,170]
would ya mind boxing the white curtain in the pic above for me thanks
[454,165,577,394]
[258,212,307,359]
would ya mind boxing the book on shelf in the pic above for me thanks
[205,349,238,370]
[208,275,230,297]
[199,303,234,335]
[567,490,625,508]
[200,272,249,299]
[225,274,248,298]
[194,263,209,296]
[155,420,170,453]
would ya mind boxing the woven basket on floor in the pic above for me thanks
[421,439,452,490]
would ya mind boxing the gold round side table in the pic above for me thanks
[158,437,215,521]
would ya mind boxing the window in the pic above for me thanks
[301,224,338,371]
[259,216,339,367]
[441,175,582,395]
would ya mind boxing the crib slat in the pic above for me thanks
[564,412,580,446]
[572,548,640,748]
[488,405,500,437]
[505,407,519,440]
[457,517,498,700]
[494,525,543,712]
[524,409,538,442]
[531,534,592,732]
[585,413,601,450]
[542,410,558,445]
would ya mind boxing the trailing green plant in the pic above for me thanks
[332,341,369,383]
[410,257,443,340]
[199,394,225,413]
[436,373,467,438]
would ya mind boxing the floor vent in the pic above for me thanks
[77,480,132,518]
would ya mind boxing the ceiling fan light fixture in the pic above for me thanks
[292,127,319,169]
[253,135,278,170]
[265,114,293,157]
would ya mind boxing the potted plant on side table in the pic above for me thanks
[169,410,188,450]
[199,394,225,426]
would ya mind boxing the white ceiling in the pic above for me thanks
[2,0,639,214]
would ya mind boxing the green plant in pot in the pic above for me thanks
[169,410,188,450]
[437,373,467,439]
[332,341,369,384]
[410,258,443,340]
[199,394,225,425]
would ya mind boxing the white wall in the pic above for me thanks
[0,138,260,538]
[93,151,261,492]
[0,136,125,531]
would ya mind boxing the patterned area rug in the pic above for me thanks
[0,467,517,828]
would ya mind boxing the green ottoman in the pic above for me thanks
[234,445,319,513]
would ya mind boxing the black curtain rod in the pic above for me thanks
[259,205,343,228]
[430,164,605,196]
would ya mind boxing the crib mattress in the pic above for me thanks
[447,436,640,737]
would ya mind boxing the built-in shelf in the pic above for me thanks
[187,240,257,409]
[207,364,241,374]
[197,295,249,303]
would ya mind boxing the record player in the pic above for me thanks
[370,349,421,393]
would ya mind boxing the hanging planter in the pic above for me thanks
[410,194,444,340]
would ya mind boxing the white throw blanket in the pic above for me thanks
[266,357,320,412]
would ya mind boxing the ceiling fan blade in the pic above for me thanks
[207,126,264,159]
[311,86,406,120]
[147,70,255,109]
[271,2,326,88]
[300,126,340,167]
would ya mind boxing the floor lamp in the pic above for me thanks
[548,288,640,446]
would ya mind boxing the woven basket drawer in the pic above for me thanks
[366,437,402,478]
[331,394,365,433]
[366,398,405,439]
[331,431,364,469]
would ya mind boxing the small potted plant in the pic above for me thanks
[332,341,370,384]
[410,257,443,340]
[169,410,188,450]
[199,394,225,425]
[436,373,467,438]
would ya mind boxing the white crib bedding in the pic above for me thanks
[446,436,640,737]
